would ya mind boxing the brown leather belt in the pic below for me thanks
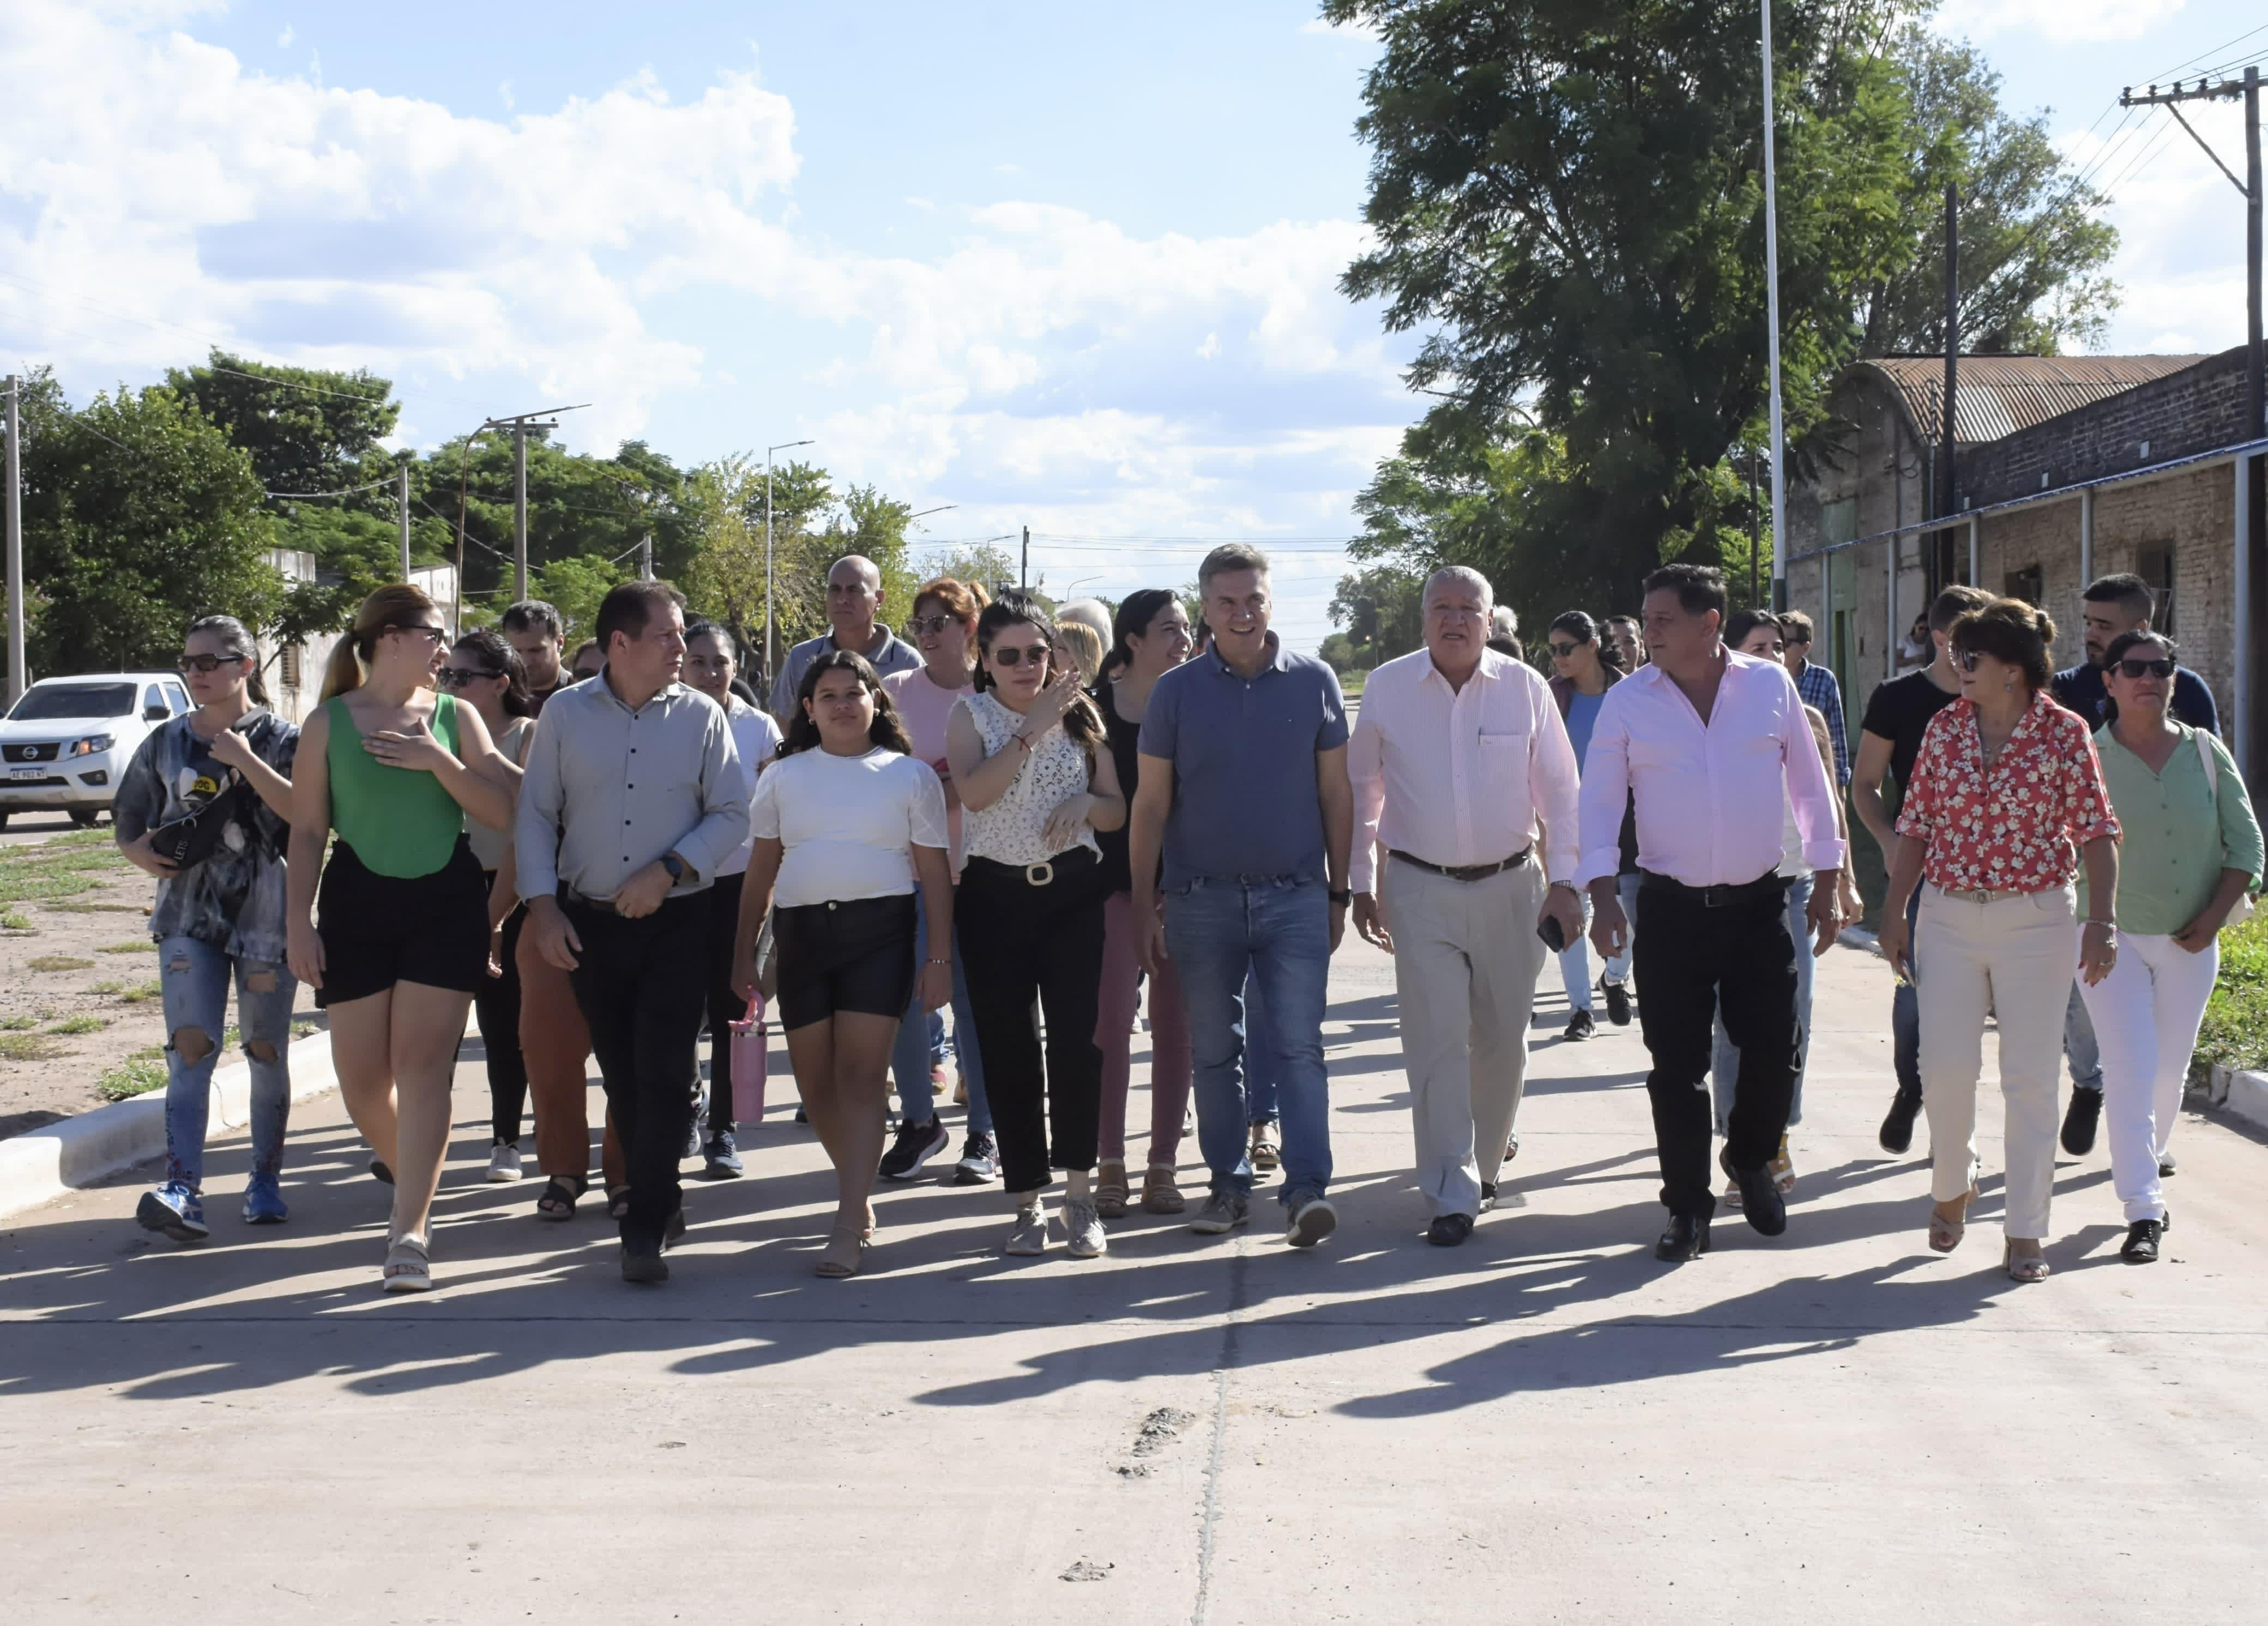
[1388,847,1531,883]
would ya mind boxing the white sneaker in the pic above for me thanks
[1005,1199,1050,1256]
[1064,1195,1107,1259]
[485,1143,523,1183]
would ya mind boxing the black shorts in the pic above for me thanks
[771,894,916,1032]
[316,835,491,1008]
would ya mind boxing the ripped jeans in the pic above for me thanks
[159,935,297,1191]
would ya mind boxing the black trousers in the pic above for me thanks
[475,890,528,1145]
[701,870,747,1134]
[1631,874,1801,1220]
[957,852,1107,1195]
[563,890,711,1248]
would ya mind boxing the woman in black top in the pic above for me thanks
[1090,589,1198,1217]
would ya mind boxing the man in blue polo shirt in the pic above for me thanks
[1128,544,1354,1246]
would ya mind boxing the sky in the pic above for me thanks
[1,1,2263,652]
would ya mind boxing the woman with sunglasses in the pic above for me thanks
[437,629,540,1184]
[1878,599,2119,1282]
[287,585,523,1291]
[879,579,999,1183]
[732,652,952,1277]
[948,596,1127,1257]
[1545,612,1634,1037]
[114,616,301,1243]
[568,641,605,682]
[2078,631,2260,1262]
[1091,588,1197,1217]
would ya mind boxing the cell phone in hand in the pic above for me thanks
[1536,912,1567,953]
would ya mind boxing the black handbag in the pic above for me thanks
[148,777,250,870]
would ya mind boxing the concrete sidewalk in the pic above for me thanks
[3,936,2266,1624]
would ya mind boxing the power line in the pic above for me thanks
[263,476,395,501]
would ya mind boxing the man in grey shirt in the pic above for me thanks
[520,580,749,1282]
[768,553,921,726]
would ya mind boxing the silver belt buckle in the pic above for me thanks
[1024,861,1055,886]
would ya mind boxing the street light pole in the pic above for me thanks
[397,454,413,580]
[1762,0,1789,613]
[4,375,21,703]
[764,438,815,686]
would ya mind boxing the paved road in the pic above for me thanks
[3,935,2265,1623]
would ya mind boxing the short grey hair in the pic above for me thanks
[1198,543,1271,593]
[1491,604,1518,639]
[1423,564,1493,611]
[1056,598,1113,643]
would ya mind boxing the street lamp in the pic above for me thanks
[765,438,815,684]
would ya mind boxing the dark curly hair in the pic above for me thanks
[1951,598,2059,694]
[780,649,912,758]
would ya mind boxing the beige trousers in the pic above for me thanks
[1916,883,2079,1239]
[1382,856,1548,1218]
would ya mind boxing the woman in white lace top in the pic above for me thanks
[946,595,1127,1261]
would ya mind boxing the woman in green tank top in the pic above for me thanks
[285,585,523,1293]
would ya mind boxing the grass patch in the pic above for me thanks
[0,1033,64,1062]
[97,940,153,954]
[95,1057,168,1101]
[2197,907,2268,1077]
[39,829,118,849]
[47,1014,107,1035]
[125,1044,162,1062]
[292,1021,317,1039]
[27,954,93,973]
[41,900,142,913]
[0,908,31,930]
[0,872,101,906]
[0,1015,35,1031]
[89,977,160,1003]
[118,979,161,1004]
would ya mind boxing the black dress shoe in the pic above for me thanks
[2120,1209,2170,1262]
[1426,1213,1474,1247]
[1478,1181,1498,1213]
[620,1242,668,1284]
[1720,1147,1787,1236]
[1655,1212,1709,1262]
[1878,1088,1922,1155]
[2060,1085,2103,1156]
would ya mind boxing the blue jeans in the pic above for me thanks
[1711,874,1814,1133]
[158,935,297,1191]
[2064,980,2103,1093]
[889,890,993,1136]
[1242,972,1280,1125]
[1164,877,1332,1204]
[1558,872,1639,1010]
[1890,884,1922,1096]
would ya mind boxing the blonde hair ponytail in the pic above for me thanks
[322,583,441,702]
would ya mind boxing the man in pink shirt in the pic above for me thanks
[1349,567,1583,1245]
[1578,565,1845,1261]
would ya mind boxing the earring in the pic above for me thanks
[2002,676,2013,694]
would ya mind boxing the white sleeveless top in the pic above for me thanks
[956,690,1102,868]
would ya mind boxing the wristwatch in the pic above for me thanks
[1329,888,1352,906]
[660,853,687,884]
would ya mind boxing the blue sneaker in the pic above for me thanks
[136,1183,209,1244]
[242,1172,288,1225]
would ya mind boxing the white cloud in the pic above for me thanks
[276,25,292,49]
[1934,0,2188,45]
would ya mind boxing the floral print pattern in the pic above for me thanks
[1895,691,2118,894]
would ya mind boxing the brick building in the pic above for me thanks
[1786,346,2256,734]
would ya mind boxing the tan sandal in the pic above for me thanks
[815,1222,867,1279]
[1248,1122,1280,1173]
[2002,1239,2050,1283]
[382,1232,432,1293]
[1094,1159,1130,1218]
[1140,1164,1185,1215]
[1927,1183,1979,1254]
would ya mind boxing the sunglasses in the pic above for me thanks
[2115,657,2176,679]
[1955,649,1984,672]
[1547,642,1583,658]
[388,624,448,646]
[988,643,1052,668]
[435,665,500,688]
[909,614,960,636]
[177,654,246,675]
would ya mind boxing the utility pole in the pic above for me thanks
[764,438,815,689]
[640,533,653,581]
[4,376,22,703]
[1943,180,1961,580]
[396,454,413,580]
[1747,446,1762,607]
[1760,0,1788,612]
[1021,525,1030,592]
[479,403,589,603]
[2123,71,2265,785]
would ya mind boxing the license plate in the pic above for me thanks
[10,767,48,781]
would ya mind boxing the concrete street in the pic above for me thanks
[3,935,2265,1624]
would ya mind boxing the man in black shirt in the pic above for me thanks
[2044,573,2219,1158]
[1851,585,1989,1156]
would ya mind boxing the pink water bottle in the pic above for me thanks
[729,995,768,1124]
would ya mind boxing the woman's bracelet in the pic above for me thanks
[2083,917,2116,928]
[1010,732,1033,754]
[924,956,952,966]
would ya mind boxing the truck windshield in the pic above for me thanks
[7,683,138,721]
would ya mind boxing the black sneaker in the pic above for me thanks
[1720,1146,1786,1237]
[878,1115,951,1181]
[1426,1212,1474,1247]
[701,1132,743,1180]
[620,1241,668,1284]
[2060,1086,2103,1157]
[1878,1088,1922,1155]
[1562,1008,1597,1042]
[953,1131,999,1184]
[1602,980,1632,1026]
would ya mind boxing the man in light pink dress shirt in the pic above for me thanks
[1577,565,1845,1262]
[1350,568,1584,1245]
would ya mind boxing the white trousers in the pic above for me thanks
[1382,856,1547,1218]
[2076,930,2218,1224]
[1916,884,2078,1239]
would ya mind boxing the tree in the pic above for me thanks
[915,539,1020,601]
[1326,563,1428,671]
[165,350,397,499]
[15,377,282,674]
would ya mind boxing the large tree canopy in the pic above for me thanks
[166,350,397,498]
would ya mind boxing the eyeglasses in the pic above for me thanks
[388,624,448,646]
[177,654,244,675]
[988,643,1052,667]
[909,615,960,636]
[435,665,500,688]
[1546,641,1583,659]
[1785,635,1812,647]
[2115,657,2176,679]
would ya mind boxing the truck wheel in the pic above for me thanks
[68,810,98,828]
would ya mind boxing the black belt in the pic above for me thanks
[964,847,1099,888]
[1638,869,1787,908]
[1388,846,1531,883]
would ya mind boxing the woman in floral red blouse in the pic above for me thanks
[1878,599,2119,1282]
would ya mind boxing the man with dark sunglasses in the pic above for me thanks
[2048,573,2221,1159]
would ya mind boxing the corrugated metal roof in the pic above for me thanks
[1858,354,2207,445]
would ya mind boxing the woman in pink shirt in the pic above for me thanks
[879,579,998,1182]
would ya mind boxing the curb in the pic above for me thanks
[2206,1063,2268,1137]
[0,1030,341,1223]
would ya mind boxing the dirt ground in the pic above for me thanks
[0,828,323,1141]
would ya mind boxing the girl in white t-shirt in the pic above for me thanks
[733,651,952,1278]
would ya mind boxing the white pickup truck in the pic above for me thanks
[0,672,193,828]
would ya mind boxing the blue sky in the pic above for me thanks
[1,1,2262,648]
